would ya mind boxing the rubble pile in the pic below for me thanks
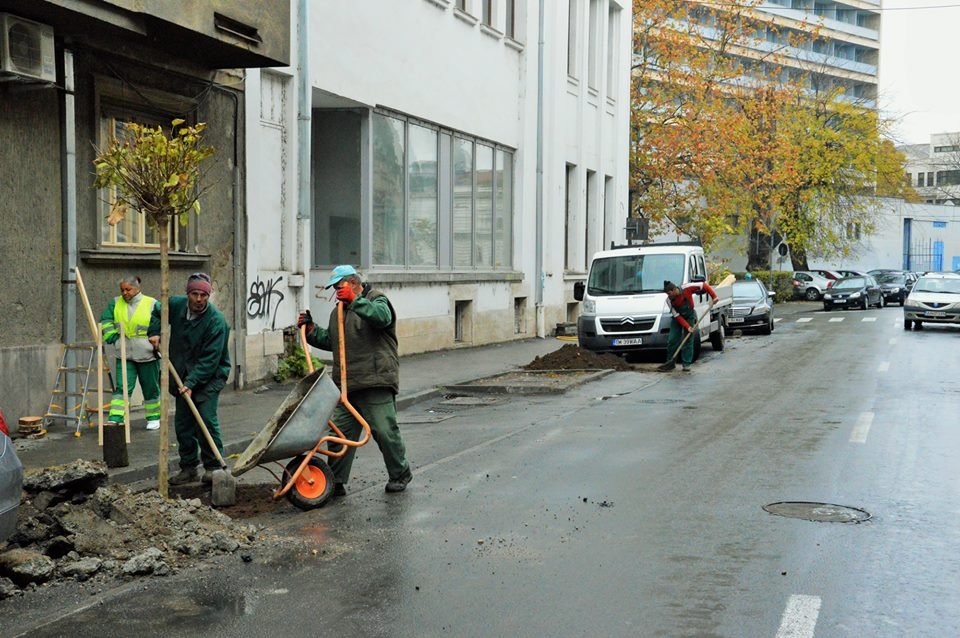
[0,460,259,599]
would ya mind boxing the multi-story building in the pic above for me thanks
[900,133,960,206]
[0,0,290,422]
[240,0,633,381]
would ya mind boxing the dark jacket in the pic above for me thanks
[305,288,399,395]
[151,296,231,403]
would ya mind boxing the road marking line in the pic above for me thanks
[776,594,822,638]
[774,318,783,323]
[862,317,877,322]
[889,338,897,345]
[797,317,812,323]
[878,361,890,372]
[828,317,844,322]
[850,412,874,444]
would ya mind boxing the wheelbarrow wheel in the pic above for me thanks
[283,454,335,510]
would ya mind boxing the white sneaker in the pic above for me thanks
[145,420,160,431]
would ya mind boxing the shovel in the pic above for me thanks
[158,351,237,506]
[657,304,713,372]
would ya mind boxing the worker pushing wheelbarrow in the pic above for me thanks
[233,265,412,509]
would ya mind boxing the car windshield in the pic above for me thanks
[587,253,685,295]
[832,277,865,290]
[732,282,764,301]
[875,273,905,285]
[914,277,960,294]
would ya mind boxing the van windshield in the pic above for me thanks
[587,254,685,295]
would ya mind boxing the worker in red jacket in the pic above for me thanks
[662,280,718,372]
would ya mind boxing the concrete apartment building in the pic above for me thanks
[241,0,633,381]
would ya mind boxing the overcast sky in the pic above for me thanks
[879,1,960,144]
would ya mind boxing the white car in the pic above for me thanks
[903,273,960,330]
[792,271,832,301]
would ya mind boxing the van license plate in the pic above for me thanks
[613,338,642,346]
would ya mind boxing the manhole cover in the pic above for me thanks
[763,501,871,523]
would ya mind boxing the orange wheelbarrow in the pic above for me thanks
[231,304,371,510]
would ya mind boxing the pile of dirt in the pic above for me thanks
[0,460,261,600]
[524,344,632,372]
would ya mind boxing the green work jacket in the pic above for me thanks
[305,289,399,395]
[151,296,231,403]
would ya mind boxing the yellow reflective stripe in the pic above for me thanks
[114,295,156,338]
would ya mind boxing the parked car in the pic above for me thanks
[822,275,883,310]
[729,279,776,335]
[0,428,23,543]
[903,272,960,330]
[837,269,868,278]
[792,271,832,301]
[810,269,843,282]
[873,271,914,306]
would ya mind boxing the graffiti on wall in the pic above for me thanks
[246,275,285,329]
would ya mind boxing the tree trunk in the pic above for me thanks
[158,220,170,498]
[790,244,810,271]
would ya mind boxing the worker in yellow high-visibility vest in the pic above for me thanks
[100,275,161,430]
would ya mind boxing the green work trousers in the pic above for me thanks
[666,313,697,366]
[174,392,224,470]
[327,387,409,484]
[109,359,161,423]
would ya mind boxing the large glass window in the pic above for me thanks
[372,114,405,265]
[453,138,474,268]
[475,144,494,268]
[408,124,438,266]
[494,151,512,268]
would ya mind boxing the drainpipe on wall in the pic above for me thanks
[296,0,312,306]
[61,49,77,351]
[534,0,545,338]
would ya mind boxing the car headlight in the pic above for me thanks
[823,294,832,300]
[849,292,861,299]
[583,299,595,314]
[890,287,900,293]
[904,302,922,311]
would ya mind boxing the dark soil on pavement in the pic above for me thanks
[523,344,632,371]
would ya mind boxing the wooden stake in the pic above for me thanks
[119,322,131,444]
[75,268,104,445]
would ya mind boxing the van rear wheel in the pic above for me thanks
[709,322,725,351]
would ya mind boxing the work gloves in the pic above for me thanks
[297,309,313,329]
[335,285,357,305]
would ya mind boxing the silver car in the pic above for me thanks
[0,429,23,542]
[792,271,832,301]
[903,273,960,330]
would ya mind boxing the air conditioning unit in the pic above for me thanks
[0,14,55,83]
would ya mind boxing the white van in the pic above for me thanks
[573,242,731,360]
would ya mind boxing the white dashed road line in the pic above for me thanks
[889,337,897,345]
[850,412,874,444]
[776,594,822,638]
[774,318,783,323]
[878,361,890,372]
[797,317,812,323]
[862,317,876,322]
[828,317,843,322]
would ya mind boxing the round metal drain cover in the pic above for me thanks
[763,501,871,523]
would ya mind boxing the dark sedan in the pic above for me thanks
[729,279,775,334]
[822,276,883,311]
[873,271,914,306]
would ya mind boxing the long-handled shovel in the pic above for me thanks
[657,305,712,372]
[159,353,237,506]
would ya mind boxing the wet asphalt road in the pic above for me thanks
[9,303,960,637]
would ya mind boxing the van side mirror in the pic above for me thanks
[573,281,585,301]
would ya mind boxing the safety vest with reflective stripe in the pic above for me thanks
[113,295,157,339]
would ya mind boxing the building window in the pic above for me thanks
[567,0,579,78]
[587,0,601,90]
[606,5,620,99]
[494,151,513,267]
[916,172,924,187]
[408,124,439,266]
[456,0,467,11]
[98,113,185,250]
[565,163,578,270]
[934,145,960,153]
[936,170,960,186]
[927,172,935,187]
[453,137,474,268]
[505,0,516,38]
[372,114,406,265]
[475,144,494,268]
[481,0,492,26]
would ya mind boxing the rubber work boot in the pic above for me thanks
[332,483,347,498]
[169,467,200,485]
[145,420,160,431]
[385,468,413,493]
[201,469,214,485]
